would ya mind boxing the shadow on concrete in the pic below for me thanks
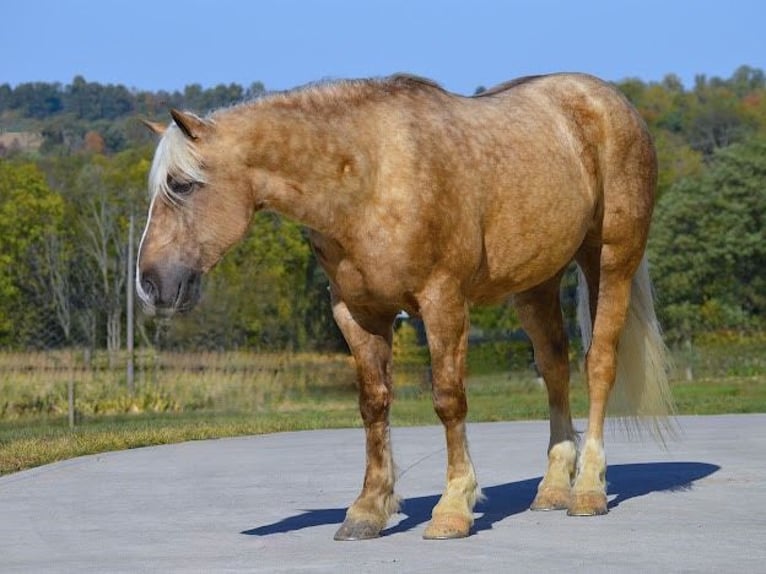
[241,461,720,537]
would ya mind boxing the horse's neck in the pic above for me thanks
[233,107,365,236]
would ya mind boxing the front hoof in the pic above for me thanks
[423,514,472,540]
[333,519,381,541]
[567,491,608,516]
[530,486,570,511]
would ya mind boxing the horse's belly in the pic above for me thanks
[468,206,592,302]
[467,259,562,303]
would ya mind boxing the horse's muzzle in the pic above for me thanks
[138,263,202,317]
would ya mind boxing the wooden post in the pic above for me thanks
[126,213,135,395]
[685,337,694,382]
[67,348,76,428]
[68,371,75,429]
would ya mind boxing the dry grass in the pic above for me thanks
[2,339,765,476]
[0,350,359,419]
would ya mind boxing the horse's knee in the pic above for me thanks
[431,385,467,425]
[358,380,391,423]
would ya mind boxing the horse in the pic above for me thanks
[136,73,675,540]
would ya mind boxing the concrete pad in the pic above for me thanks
[1,414,765,573]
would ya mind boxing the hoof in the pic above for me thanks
[530,487,570,511]
[567,491,608,516]
[423,514,472,540]
[333,519,381,541]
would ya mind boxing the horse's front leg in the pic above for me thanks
[419,278,480,539]
[331,295,399,541]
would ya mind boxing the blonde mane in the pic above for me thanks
[148,124,208,204]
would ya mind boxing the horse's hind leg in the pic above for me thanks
[419,276,480,539]
[331,294,399,540]
[568,103,657,516]
[569,244,641,516]
[514,274,578,511]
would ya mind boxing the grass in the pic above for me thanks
[2,338,765,476]
[0,411,363,476]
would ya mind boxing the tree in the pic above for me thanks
[99,84,134,119]
[687,78,758,156]
[67,76,101,120]
[653,131,704,196]
[246,81,266,100]
[6,82,63,118]
[0,160,65,345]
[26,227,77,345]
[649,136,766,342]
[729,65,766,97]
[84,130,106,154]
[67,150,150,357]
[0,84,11,113]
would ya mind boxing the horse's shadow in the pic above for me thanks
[241,461,719,537]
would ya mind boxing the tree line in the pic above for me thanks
[0,76,265,121]
[0,65,764,354]
[0,76,265,156]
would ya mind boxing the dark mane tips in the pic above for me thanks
[473,75,547,98]
[227,74,448,116]
[385,74,446,93]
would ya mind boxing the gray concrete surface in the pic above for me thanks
[1,414,765,573]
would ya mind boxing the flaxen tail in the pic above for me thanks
[577,256,678,443]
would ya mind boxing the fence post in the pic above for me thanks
[685,337,694,382]
[67,380,74,429]
[126,213,135,395]
[66,346,77,429]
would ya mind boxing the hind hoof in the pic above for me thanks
[567,491,608,516]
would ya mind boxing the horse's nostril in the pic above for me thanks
[138,265,200,314]
[140,272,158,304]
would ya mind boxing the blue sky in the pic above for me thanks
[2,0,764,95]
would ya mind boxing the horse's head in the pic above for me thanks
[136,110,255,316]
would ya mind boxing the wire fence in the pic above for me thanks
[4,327,766,429]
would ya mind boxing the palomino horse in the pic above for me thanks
[136,73,674,540]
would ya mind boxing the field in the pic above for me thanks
[2,335,765,475]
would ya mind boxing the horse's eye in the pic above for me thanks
[167,175,195,196]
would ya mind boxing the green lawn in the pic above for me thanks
[2,360,765,476]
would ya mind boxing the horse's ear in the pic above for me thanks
[141,119,166,136]
[170,109,208,140]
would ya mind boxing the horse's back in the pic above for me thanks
[485,73,657,245]
[432,73,656,300]
[292,73,656,307]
